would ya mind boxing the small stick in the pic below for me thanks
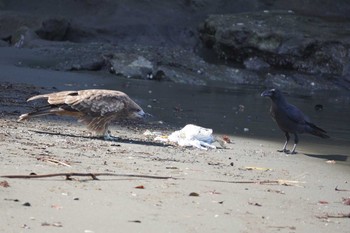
[317,213,350,219]
[37,157,71,167]
[335,186,350,192]
[208,179,303,186]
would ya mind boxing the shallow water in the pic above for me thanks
[1,48,349,165]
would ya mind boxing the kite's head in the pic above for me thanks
[130,106,146,119]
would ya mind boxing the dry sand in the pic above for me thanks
[0,82,349,233]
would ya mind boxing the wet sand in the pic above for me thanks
[1,47,350,233]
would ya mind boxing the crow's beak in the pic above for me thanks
[261,90,271,97]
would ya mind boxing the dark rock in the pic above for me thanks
[199,11,350,76]
[70,58,106,71]
[36,18,70,41]
[0,39,8,47]
[11,26,38,47]
[109,53,155,79]
[244,56,270,71]
[0,12,41,40]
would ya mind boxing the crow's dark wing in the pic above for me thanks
[283,103,309,125]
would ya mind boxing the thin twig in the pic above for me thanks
[207,179,303,186]
[37,157,71,167]
[316,213,350,219]
[335,186,350,192]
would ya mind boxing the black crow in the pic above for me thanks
[261,88,329,154]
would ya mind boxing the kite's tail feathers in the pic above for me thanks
[27,94,51,102]
[18,109,54,122]
[306,122,330,139]
[18,105,80,122]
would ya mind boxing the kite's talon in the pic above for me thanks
[103,134,119,141]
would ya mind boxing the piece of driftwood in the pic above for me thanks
[1,173,301,186]
[1,172,175,180]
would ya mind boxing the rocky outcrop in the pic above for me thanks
[199,11,350,78]
[36,18,70,41]
[1,1,350,91]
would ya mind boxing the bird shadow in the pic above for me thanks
[29,130,171,147]
[304,153,349,162]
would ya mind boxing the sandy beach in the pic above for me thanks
[1,1,350,231]
[0,80,349,233]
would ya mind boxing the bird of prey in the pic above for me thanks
[261,88,329,154]
[18,89,145,140]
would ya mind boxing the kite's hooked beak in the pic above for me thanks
[135,110,146,118]
[134,109,153,119]
[144,112,153,118]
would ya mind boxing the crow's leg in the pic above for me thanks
[289,133,299,154]
[278,132,290,153]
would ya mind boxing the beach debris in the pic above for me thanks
[326,160,336,164]
[314,104,323,111]
[335,186,350,192]
[242,166,272,171]
[316,213,350,219]
[210,179,304,187]
[4,198,19,202]
[128,220,142,223]
[51,204,63,209]
[41,222,63,227]
[154,124,216,150]
[208,190,221,195]
[21,224,30,229]
[222,135,231,143]
[143,130,162,137]
[189,192,200,197]
[248,202,262,207]
[37,157,71,167]
[268,226,296,230]
[22,202,31,207]
[135,185,145,189]
[318,200,329,205]
[266,189,285,195]
[342,197,350,205]
[238,104,245,112]
[0,180,10,188]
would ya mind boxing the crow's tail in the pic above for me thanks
[306,122,330,139]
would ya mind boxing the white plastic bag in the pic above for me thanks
[155,124,216,150]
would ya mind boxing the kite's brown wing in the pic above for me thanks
[64,90,128,117]
[62,90,130,135]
